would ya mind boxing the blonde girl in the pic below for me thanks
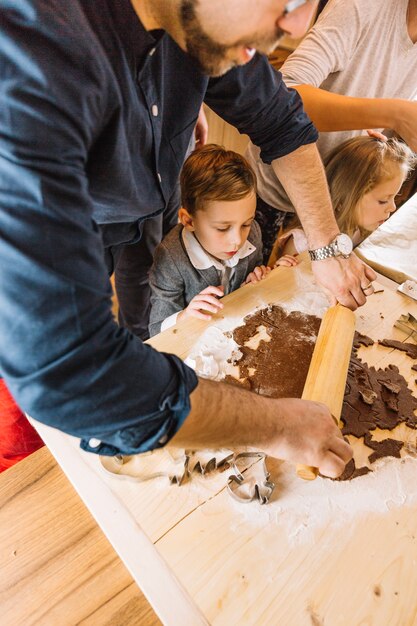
[275,136,417,266]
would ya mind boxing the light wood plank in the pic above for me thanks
[0,447,160,626]
[29,257,417,625]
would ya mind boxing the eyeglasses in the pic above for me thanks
[284,0,310,15]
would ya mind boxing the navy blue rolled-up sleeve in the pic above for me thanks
[0,6,197,455]
[204,54,318,164]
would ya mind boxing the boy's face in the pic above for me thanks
[356,169,404,232]
[180,192,256,261]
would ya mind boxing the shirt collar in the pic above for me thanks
[182,227,255,271]
[107,0,165,65]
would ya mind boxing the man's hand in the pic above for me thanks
[194,105,209,148]
[178,285,223,322]
[312,254,377,310]
[366,129,388,142]
[269,398,353,478]
[244,265,271,285]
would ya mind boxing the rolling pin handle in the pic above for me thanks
[296,465,318,481]
[295,304,355,482]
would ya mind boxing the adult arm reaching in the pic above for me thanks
[290,87,417,152]
[272,143,377,310]
[171,378,353,479]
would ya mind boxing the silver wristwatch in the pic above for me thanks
[308,233,353,261]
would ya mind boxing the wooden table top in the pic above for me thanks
[3,265,417,625]
[0,446,160,626]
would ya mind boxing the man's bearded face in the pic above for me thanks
[179,0,286,76]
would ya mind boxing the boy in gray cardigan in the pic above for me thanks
[149,145,270,336]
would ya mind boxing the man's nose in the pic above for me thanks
[277,0,319,40]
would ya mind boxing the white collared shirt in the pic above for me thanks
[160,228,255,331]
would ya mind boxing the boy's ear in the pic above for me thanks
[178,207,195,231]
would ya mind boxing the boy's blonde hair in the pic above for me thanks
[180,144,257,214]
[324,136,417,236]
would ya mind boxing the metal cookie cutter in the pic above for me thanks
[227,452,275,505]
[394,312,417,341]
[187,451,234,476]
[100,450,234,486]
[100,453,189,485]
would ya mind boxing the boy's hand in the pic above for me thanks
[274,254,299,268]
[244,265,271,285]
[178,285,224,322]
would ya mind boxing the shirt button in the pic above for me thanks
[159,434,168,444]
[152,104,158,117]
[149,47,156,56]
[88,438,101,449]
[157,172,162,183]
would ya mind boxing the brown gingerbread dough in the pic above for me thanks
[224,305,417,481]
[224,305,320,399]
[378,339,417,360]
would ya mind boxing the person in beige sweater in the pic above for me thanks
[246,0,417,261]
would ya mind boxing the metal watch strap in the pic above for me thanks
[308,243,336,261]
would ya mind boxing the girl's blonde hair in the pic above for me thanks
[324,136,417,236]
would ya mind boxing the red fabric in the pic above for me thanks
[0,379,44,472]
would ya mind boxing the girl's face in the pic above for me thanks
[180,191,256,261]
[356,169,405,232]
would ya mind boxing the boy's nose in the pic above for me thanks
[229,233,241,249]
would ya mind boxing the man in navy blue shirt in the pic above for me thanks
[0,0,359,477]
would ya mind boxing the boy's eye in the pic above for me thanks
[242,223,252,229]
[378,200,389,205]
[216,227,230,232]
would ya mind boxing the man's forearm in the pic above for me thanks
[170,377,279,451]
[271,142,377,310]
[293,84,400,133]
[272,142,338,248]
[169,377,353,478]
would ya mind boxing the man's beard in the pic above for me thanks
[180,0,284,77]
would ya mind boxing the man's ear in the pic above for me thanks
[179,207,195,231]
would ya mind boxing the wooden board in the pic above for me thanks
[32,259,417,626]
[0,446,160,626]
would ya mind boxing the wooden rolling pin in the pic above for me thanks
[296,304,356,480]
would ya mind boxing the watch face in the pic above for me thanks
[336,233,353,256]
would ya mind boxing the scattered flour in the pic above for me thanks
[181,290,417,544]
[227,454,417,544]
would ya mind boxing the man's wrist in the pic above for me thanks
[306,229,340,250]
[308,233,353,261]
